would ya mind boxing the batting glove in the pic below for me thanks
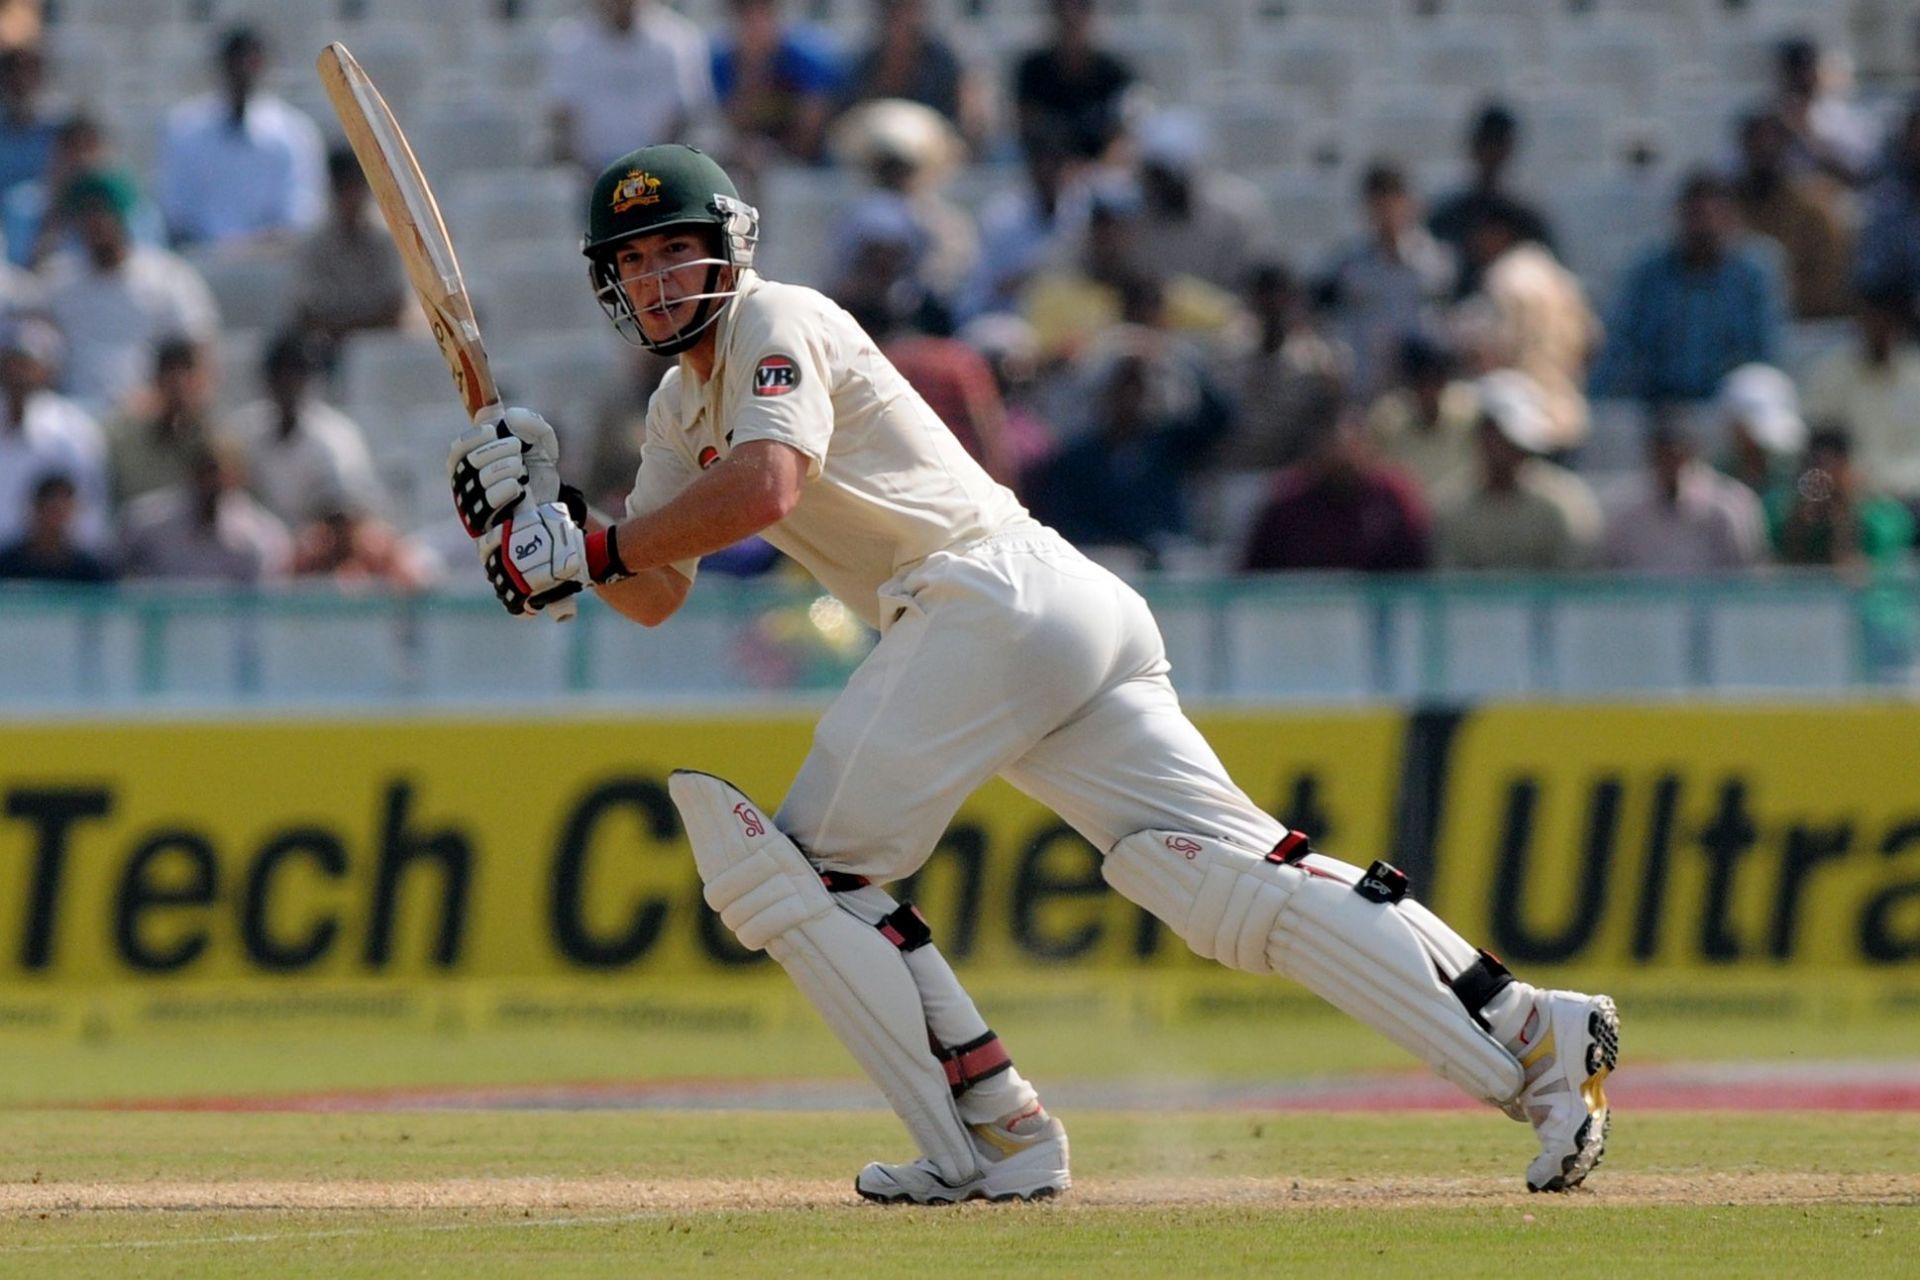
[480,501,588,617]
[448,407,562,536]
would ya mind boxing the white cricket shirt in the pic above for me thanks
[627,272,1037,627]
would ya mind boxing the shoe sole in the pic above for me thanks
[855,1181,1067,1206]
[1530,996,1620,1193]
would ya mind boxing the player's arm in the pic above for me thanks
[597,439,806,574]
[481,438,808,621]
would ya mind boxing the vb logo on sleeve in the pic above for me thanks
[752,354,800,397]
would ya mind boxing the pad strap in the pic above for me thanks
[1449,949,1515,1030]
[936,1031,1013,1095]
[1266,830,1312,864]
[877,903,933,952]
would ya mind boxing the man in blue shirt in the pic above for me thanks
[0,44,57,205]
[711,0,843,163]
[1590,170,1786,405]
[155,25,326,248]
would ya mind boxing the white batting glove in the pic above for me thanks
[447,407,562,537]
[479,501,588,618]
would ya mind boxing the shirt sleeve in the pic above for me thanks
[721,293,836,479]
[623,392,704,584]
[165,256,222,339]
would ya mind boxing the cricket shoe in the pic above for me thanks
[855,1105,1070,1204]
[1513,991,1620,1192]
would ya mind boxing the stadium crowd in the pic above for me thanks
[1,0,1918,594]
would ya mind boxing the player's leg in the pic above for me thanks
[1002,643,1618,1192]
[700,549,1109,1201]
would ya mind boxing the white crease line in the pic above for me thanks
[0,1209,666,1255]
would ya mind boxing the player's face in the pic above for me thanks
[613,230,730,346]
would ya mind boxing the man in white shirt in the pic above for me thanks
[225,330,384,528]
[156,25,326,248]
[543,0,715,174]
[443,144,1619,1204]
[1801,285,1920,503]
[42,171,220,418]
[0,313,109,553]
[118,434,290,583]
[1602,414,1768,573]
[1435,370,1601,571]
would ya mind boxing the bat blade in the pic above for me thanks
[317,41,500,425]
[319,42,578,622]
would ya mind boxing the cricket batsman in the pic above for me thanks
[447,144,1619,1202]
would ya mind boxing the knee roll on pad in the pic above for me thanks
[1105,830,1524,1106]
[669,770,979,1182]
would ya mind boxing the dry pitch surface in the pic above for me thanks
[2,1110,1916,1279]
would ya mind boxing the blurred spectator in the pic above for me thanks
[118,436,290,583]
[712,0,844,165]
[958,115,1089,321]
[1130,107,1281,295]
[0,313,108,553]
[3,114,165,270]
[958,312,1058,492]
[544,0,714,174]
[291,505,439,589]
[291,146,406,349]
[1427,102,1555,298]
[1456,198,1599,451]
[0,43,55,203]
[1241,374,1430,573]
[829,199,949,337]
[1766,35,1877,188]
[1732,111,1853,320]
[1013,0,1134,162]
[1214,260,1348,470]
[1434,371,1600,572]
[103,336,220,509]
[226,331,384,529]
[1028,303,1231,564]
[42,171,220,417]
[1600,415,1767,573]
[1853,101,1920,303]
[840,247,1014,482]
[156,25,325,249]
[1322,162,1455,400]
[828,98,977,309]
[1589,171,1785,404]
[0,472,113,583]
[1021,183,1237,361]
[1801,284,1920,506]
[1366,332,1479,499]
[1714,362,1806,499]
[585,343,673,516]
[837,0,988,154]
[1769,427,1915,568]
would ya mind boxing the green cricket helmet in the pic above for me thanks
[582,144,760,356]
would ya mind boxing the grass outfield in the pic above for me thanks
[7,980,1920,1106]
[1,1112,1916,1278]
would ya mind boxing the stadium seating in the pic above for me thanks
[185,245,298,334]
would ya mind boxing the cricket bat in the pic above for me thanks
[317,41,575,620]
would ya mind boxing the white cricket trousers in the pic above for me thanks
[775,530,1286,879]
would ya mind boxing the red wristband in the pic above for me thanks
[584,526,631,584]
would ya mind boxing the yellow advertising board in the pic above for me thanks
[6,701,1917,1044]
[0,710,1401,990]
[1428,704,1920,975]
